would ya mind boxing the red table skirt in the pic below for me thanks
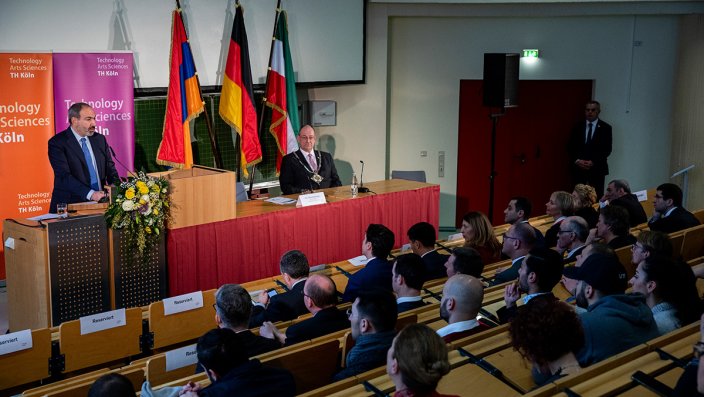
[166,185,440,295]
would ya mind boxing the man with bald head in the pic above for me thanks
[278,125,342,194]
[260,274,348,346]
[436,274,490,343]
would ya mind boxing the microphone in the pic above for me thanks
[106,142,136,181]
[358,160,370,193]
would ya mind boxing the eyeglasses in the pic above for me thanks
[557,230,573,234]
[631,244,648,252]
[502,233,519,241]
[694,342,704,360]
[346,308,353,318]
[212,303,218,312]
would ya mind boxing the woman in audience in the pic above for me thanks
[386,323,458,397]
[460,211,501,266]
[545,191,574,248]
[629,255,702,335]
[88,373,135,397]
[509,298,584,387]
[631,230,673,265]
[572,184,599,228]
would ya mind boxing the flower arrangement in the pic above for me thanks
[105,171,171,265]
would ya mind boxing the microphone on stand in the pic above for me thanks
[358,160,370,193]
[106,143,136,181]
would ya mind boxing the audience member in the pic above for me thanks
[342,224,395,302]
[544,191,574,248]
[249,250,309,328]
[555,216,589,263]
[407,222,448,280]
[563,253,659,366]
[601,179,648,227]
[497,247,563,323]
[261,274,348,346]
[572,184,599,228]
[631,230,673,265]
[561,242,615,298]
[392,253,427,313]
[503,196,545,248]
[629,255,702,335]
[591,205,635,249]
[333,290,398,381]
[437,274,489,342]
[444,247,484,278]
[460,211,502,266]
[509,298,584,387]
[214,284,280,357]
[649,183,700,233]
[88,373,135,397]
[492,222,535,285]
[672,318,704,397]
[180,328,295,397]
[386,324,458,397]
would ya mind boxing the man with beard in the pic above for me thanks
[601,179,647,227]
[503,197,545,248]
[563,253,659,366]
[492,222,536,285]
[497,247,564,323]
[436,274,489,343]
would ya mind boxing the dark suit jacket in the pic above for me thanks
[198,359,295,397]
[238,330,281,357]
[342,257,393,302]
[544,220,563,249]
[491,256,525,286]
[48,127,119,212]
[567,119,613,176]
[575,206,599,229]
[422,250,449,281]
[397,299,426,314]
[607,234,637,250]
[279,150,342,194]
[649,207,701,234]
[611,194,648,227]
[564,245,586,264]
[284,306,349,346]
[249,281,308,328]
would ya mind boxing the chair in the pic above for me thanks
[148,289,217,350]
[391,170,426,183]
[236,181,249,202]
[0,328,52,390]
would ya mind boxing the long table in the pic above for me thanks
[166,179,439,295]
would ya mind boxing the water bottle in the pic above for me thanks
[351,173,359,197]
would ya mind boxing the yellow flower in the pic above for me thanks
[153,208,159,215]
[125,188,135,199]
[151,184,160,193]
[145,226,152,234]
[138,185,149,194]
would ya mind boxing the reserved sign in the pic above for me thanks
[165,343,199,371]
[0,329,32,355]
[80,309,126,335]
[163,291,204,316]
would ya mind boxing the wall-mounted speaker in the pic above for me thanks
[483,53,520,108]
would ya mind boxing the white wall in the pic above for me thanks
[310,2,701,229]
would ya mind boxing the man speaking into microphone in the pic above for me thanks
[279,125,341,194]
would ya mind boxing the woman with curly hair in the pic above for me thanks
[386,323,457,397]
[460,211,501,266]
[572,184,599,228]
[509,298,585,387]
[544,191,574,248]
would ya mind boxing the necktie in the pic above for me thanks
[586,122,593,143]
[81,137,101,191]
[307,153,317,172]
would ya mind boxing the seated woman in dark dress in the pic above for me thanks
[544,191,574,248]
[572,184,599,229]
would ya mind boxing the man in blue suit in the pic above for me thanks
[342,224,395,302]
[48,102,119,213]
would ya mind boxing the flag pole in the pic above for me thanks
[248,0,283,195]
[175,0,223,169]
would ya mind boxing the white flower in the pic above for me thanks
[122,200,135,211]
[141,194,150,203]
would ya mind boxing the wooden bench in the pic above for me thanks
[22,365,143,397]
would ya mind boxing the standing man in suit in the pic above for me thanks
[48,102,119,213]
[278,125,342,194]
[648,183,700,233]
[249,250,310,328]
[568,101,612,197]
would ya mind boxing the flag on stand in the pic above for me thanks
[263,9,300,174]
[156,8,204,169]
[219,3,261,178]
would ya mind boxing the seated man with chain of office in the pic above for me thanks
[278,125,342,194]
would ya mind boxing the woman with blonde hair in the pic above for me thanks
[545,191,574,248]
[572,184,599,229]
[461,211,501,266]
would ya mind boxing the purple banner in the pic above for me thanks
[52,52,134,177]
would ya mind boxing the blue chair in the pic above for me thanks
[236,182,249,202]
[391,170,426,183]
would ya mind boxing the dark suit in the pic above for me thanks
[48,127,119,212]
[649,207,700,234]
[284,306,349,346]
[575,206,599,229]
[544,220,563,249]
[237,330,281,357]
[279,150,342,194]
[564,245,586,264]
[397,298,426,314]
[611,194,648,227]
[342,257,393,303]
[422,250,449,281]
[491,256,525,286]
[249,281,308,328]
[608,234,637,250]
[568,119,612,197]
[197,359,295,397]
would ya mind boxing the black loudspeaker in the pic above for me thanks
[483,53,519,108]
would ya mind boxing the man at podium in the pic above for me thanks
[48,102,119,213]
[279,125,341,194]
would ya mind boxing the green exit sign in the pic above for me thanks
[522,49,539,58]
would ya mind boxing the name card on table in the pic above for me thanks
[400,243,412,252]
[165,343,199,371]
[163,291,204,316]
[348,255,370,267]
[80,308,126,335]
[634,190,648,202]
[296,192,326,208]
[447,233,464,242]
[0,329,32,355]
